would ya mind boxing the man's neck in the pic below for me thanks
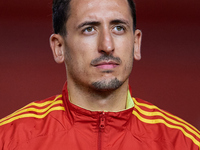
[67,80,129,112]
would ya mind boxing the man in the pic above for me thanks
[0,0,199,149]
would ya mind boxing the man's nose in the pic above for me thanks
[98,29,115,54]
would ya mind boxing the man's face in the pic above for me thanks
[62,0,141,91]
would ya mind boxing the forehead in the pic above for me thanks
[68,0,132,25]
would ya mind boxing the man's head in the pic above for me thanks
[50,0,142,92]
[52,0,137,36]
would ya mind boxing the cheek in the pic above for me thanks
[65,39,96,71]
[116,38,134,72]
[123,54,134,73]
[65,42,88,61]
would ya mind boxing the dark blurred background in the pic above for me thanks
[0,0,200,130]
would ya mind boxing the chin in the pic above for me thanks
[91,78,123,91]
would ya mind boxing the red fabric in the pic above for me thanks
[0,82,199,149]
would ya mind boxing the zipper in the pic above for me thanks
[98,112,105,150]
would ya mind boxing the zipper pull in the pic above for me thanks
[99,112,105,129]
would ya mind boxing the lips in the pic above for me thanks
[93,60,119,69]
[90,55,122,70]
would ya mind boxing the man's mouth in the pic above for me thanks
[93,61,119,69]
[91,55,121,70]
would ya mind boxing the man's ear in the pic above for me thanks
[50,34,65,63]
[133,29,142,60]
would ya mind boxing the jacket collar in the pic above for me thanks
[62,82,135,130]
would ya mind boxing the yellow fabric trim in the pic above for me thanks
[13,95,62,114]
[133,98,200,134]
[0,100,63,123]
[133,110,200,147]
[0,106,65,126]
[126,90,134,109]
[135,105,200,139]
[0,95,62,124]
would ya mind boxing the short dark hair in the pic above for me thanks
[52,0,136,36]
[52,0,71,36]
[127,0,137,31]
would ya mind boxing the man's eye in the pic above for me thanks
[83,27,95,33]
[114,26,124,31]
[112,26,126,35]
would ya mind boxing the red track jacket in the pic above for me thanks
[0,82,200,149]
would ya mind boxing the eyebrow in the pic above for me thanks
[110,19,130,25]
[77,19,130,29]
[77,21,100,29]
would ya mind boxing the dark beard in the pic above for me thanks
[92,78,123,91]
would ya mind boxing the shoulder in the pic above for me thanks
[131,97,200,149]
[0,94,65,148]
[0,94,64,127]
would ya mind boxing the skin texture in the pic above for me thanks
[50,0,142,111]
